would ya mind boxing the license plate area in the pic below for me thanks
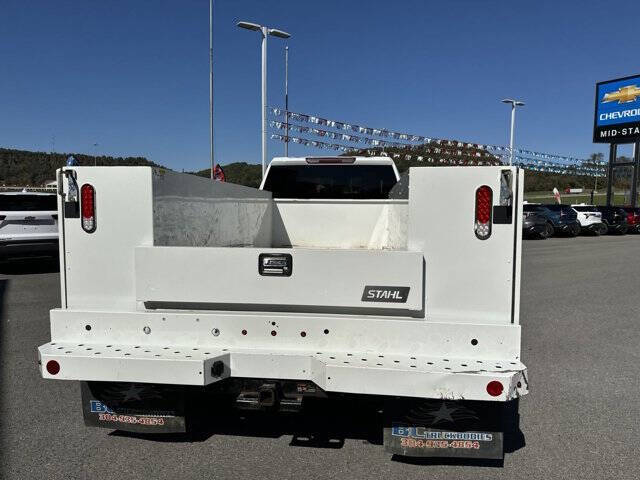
[81,381,187,433]
[384,399,514,459]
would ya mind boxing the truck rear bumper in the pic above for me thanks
[38,341,528,402]
[0,238,58,258]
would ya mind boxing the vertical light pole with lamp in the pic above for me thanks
[209,0,215,179]
[501,99,525,166]
[284,45,289,157]
[237,21,291,178]
[93,142,99,166]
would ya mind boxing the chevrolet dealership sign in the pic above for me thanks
[594,74,640,143]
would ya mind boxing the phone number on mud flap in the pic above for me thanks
[400,438,480,450]
[98,413,165,426]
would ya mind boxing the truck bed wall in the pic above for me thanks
[152,170,272,248]
[272,200,407,249]
[152,170,406,250]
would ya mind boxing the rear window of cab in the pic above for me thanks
[0,194,57,211]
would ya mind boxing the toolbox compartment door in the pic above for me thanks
[135,246,424,314]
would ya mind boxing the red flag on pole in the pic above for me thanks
[213,164,226,182]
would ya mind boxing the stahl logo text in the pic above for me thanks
[361,286,410,303]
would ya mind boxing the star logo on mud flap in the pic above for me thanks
[119,384,145,402]
[406,401,480,426]
[427,404,456,425]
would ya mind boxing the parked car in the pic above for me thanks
[593,206,628,234]
[622,207,640,233]
[571,204,606,235]
[522,211,552,238]
[0,191,59,261]
[522,204,581,236]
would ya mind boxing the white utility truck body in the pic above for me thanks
[39,158,527,459]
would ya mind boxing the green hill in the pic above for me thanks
[191,162,263,188]
[0,147,264,190]
[2,146,612,195]
[0,148,164,186]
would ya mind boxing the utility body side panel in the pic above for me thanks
[408,167,521,325]
[61,167,154,311]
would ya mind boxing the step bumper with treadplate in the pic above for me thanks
[38,342,528,402]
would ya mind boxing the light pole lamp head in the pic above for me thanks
[268,28,291,39]
[502,98,525,107]
[237,21,262,31]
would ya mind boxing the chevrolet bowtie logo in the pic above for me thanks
[602,85,640,104]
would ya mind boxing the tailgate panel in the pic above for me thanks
[135,246,424,312]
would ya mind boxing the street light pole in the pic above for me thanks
[237,21,291,178]
[501,98,525,166]
[209,0,215,180]
[285,46,289,157]
[93,142,98,166]
[509,104,515,165]
[261,26,268,176]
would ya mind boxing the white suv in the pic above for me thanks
[0,191,59,260]
[571,204,606,235]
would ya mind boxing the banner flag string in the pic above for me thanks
[269,107,607,168]
[270,133,606,177]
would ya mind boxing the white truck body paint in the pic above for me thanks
[39,162,527,402]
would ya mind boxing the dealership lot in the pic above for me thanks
[1,237,639,480]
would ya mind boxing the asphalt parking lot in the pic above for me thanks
[1,236,639,480]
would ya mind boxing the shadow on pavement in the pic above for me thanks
[0,256,59,275]
[391,455,504,467]
[110,395,525,466]
[110,396,383,447]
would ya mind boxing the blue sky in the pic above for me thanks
[1,0,639,171]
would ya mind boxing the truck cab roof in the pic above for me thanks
[267,156,398,167]
[0,191,55,196]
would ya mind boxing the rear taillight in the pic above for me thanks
[46,360,60,375]
[627,212,636,224]
[486,380,503,397]
[81,184,96,233]
[475,185,493,240]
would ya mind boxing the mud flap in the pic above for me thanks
[81,381,187,433]
[384,399,510,459]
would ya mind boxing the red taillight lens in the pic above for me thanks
[475,185,493,240]
[81,184,96,233]
[46,360,60,375]
[486,380,503,397]
[627,212,635,224]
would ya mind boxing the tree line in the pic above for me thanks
[2,146,617,193]
[0,148,162,186]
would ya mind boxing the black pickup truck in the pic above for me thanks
[594,206,628,234]
[522,204,581,237]
[522,211,552,238]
